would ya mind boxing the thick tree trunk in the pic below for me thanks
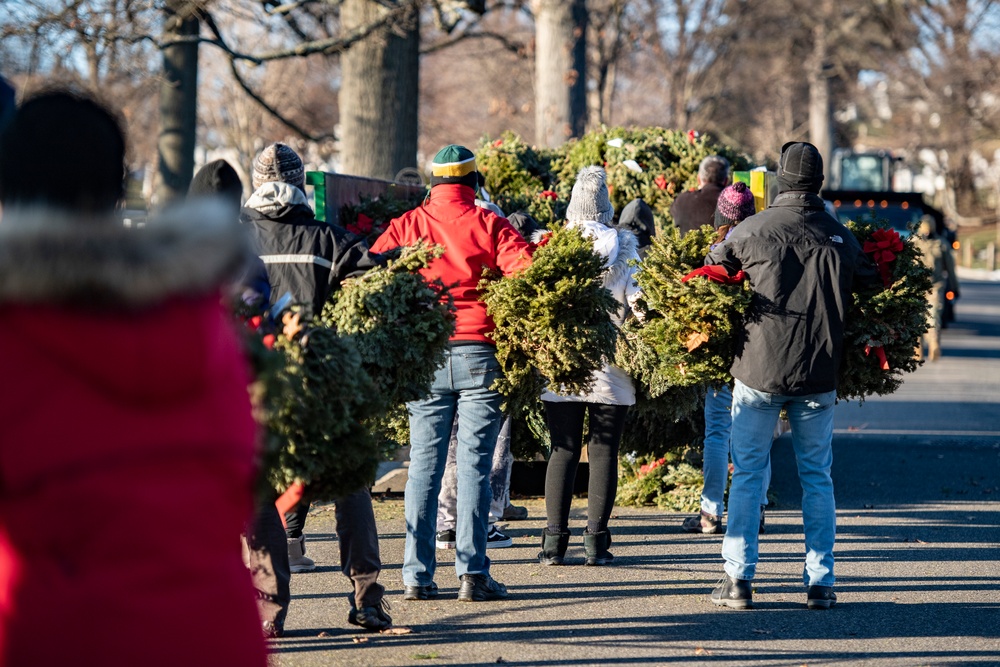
[339,0,419,180]
[156,0,199,205]
[533,0,587,148]
[807,16,832,166]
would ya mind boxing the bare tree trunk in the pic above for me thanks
[339,0,419,180]
[533,0,587,148]
[807,9,832,165]
[156,0,199,205]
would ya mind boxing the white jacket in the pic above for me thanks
[542,220,643,406]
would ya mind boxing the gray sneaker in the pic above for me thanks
[711,575,753,609]
[501,504,529,521]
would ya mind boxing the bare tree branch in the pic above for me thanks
[420,28,526,54]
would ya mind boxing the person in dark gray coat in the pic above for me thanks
[704,142,877,611]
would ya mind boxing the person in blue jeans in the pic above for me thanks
[370,145,532,602]
[683,182,770,535]
[704,142,877,610]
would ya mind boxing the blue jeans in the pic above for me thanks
[722,379,837,587]
[403,344,503,585]
[702,385,770,517]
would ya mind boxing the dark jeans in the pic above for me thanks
[543,401,629,534]
[244,500,291,629]
[284,487,385,608]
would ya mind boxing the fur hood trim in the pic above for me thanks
[0,201,253,307]
[604,227,639,286]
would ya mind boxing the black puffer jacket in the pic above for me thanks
[240,182,381,318]
[706,191,877,395]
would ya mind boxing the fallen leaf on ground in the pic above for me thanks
[694,647,711,655]
[381,627,413,635]
[317,631,331,638]
[352,637,369,644]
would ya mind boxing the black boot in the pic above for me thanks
[583,529,613,566]
[537,528,570,565]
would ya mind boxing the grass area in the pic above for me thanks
[955,224,1000,269]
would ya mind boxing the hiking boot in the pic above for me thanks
[435,529,456,550]
[348,597,393,631]
[806,585,837,610]
[537,528,570,565]
[758,505,767,534]
[711,575,753,609]
[502,503,529,521]
[682,511,722,534]
[403,581,439,601]
[458,573,509,602]
[583,529,613,566]
[487,525,513,548]
[287,535,316,573]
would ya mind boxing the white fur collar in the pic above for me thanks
[0,201,252,307]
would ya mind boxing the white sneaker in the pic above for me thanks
[287,535,316,573]
[486,525,513,549]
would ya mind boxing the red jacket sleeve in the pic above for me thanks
[493,218,533,276]
[370,221,401,254]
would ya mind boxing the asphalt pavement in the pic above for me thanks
[269,278,1000,667]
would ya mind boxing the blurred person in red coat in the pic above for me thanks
[0,89,266,666]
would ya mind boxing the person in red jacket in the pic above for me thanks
[0,90,266,666]
[371,145,531,602]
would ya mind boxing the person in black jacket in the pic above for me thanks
[189,159,289,639]
[669,155,730,235]
[704,142,877,612]
[241,143,389,631]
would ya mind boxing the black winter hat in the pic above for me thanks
[189,159,244,217]
[617,198,655,248]
[506,210,542,240]
[777,141,824,193]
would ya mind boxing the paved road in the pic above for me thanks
[270,280,1000,667]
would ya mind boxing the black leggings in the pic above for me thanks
[543,401,629,534]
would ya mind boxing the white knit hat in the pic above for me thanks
[566,166,614,226]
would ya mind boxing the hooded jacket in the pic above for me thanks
[617,198,655,257]
[705,180,878,395]
[370,183,533,343]
[241,182,381,319]
[0,204,266,666]
[542,221,642,406]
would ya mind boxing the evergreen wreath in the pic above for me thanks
[265,322,383,501]
[482,225,619,413]
[838,220,933,401]
[322,241,456,453]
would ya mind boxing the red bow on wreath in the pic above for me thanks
[864,343,890,370]
[681,265,748,284]
[863,228,903,288]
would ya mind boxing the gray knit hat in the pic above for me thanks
[252,142,305,192]
[566,166,614,226]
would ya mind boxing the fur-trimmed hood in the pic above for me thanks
[0,201,253,307]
